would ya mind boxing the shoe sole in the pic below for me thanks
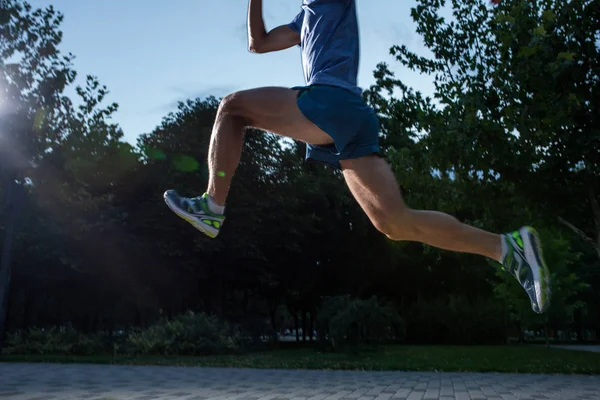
[163,193,219,238]
[521,226,551,313]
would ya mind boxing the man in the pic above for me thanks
[164,0,551,313]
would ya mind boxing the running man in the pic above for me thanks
[164,0,551,313]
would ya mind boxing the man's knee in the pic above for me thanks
[218,92,252,126]
[219,92,243,114]
[370,208,418,241]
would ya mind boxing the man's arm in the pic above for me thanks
[247,0,300,53]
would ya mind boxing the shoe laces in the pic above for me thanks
[183,196,204,214]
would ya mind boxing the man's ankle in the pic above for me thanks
[204,193,225,215]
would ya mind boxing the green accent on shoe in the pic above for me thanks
[512,231,524,248]
[197,193,225,218]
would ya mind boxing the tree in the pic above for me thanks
[4,0,597,349]
[1,0,78,348]
[2,0,142,338]
[365,0,595,338]
[369,0,599,256]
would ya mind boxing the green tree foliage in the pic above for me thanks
[1,0,597,353]
[369,0,599,252]
[317,295,405,350]
[365,0,596,339]
[2,0,146,335]
[403,294,510,345]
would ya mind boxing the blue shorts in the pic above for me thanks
[293,84,381,170]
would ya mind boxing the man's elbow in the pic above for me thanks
[248,41,267,54]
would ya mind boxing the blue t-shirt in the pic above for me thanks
[288,0,361,96]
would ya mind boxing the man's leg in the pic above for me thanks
[207,87,333,206]
[164,86,334,237]
[340,154,551,313]
[340,155,502,261]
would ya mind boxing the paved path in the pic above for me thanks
[549,345,600,353]
[1,363,599,400]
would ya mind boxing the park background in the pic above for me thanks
[0,0,599,373]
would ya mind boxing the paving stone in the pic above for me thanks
[0,364,599,399]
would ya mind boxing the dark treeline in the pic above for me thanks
[1,0,598,352]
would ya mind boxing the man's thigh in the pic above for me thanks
[226,86,334,145]
[340,155,407,229]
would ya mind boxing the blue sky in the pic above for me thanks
[27,0,435,144]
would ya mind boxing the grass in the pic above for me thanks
[2,345,600,374]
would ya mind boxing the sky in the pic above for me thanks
[27,0,436,145]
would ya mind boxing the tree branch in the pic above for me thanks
[558,216,600,259]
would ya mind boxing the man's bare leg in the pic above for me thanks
[340,155,502,261]
[164,86,333,238]
[206,87,334,206]
[205,99,246,206]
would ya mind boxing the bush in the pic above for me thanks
[125,311,248,356]
[317,295,405,351]
[3,326,114,356]
[3,312,249,356]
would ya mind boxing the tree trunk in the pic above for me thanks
[517,321,524,344]
[23,290,32,330]
[301,312,307,342]
[575,309,584,342]
[140,309,146,329]
[590,188,600,258]
[558,212,600,260]
[268,298,278,334]
[309,312,314,342]
[270,309,277,333]
[294,313,299,342]
[134,308,142,328]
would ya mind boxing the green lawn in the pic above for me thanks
[2,345,599,374]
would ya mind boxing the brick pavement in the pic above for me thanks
[0,363,599,400]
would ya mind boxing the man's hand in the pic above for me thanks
[248,0,300,53]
